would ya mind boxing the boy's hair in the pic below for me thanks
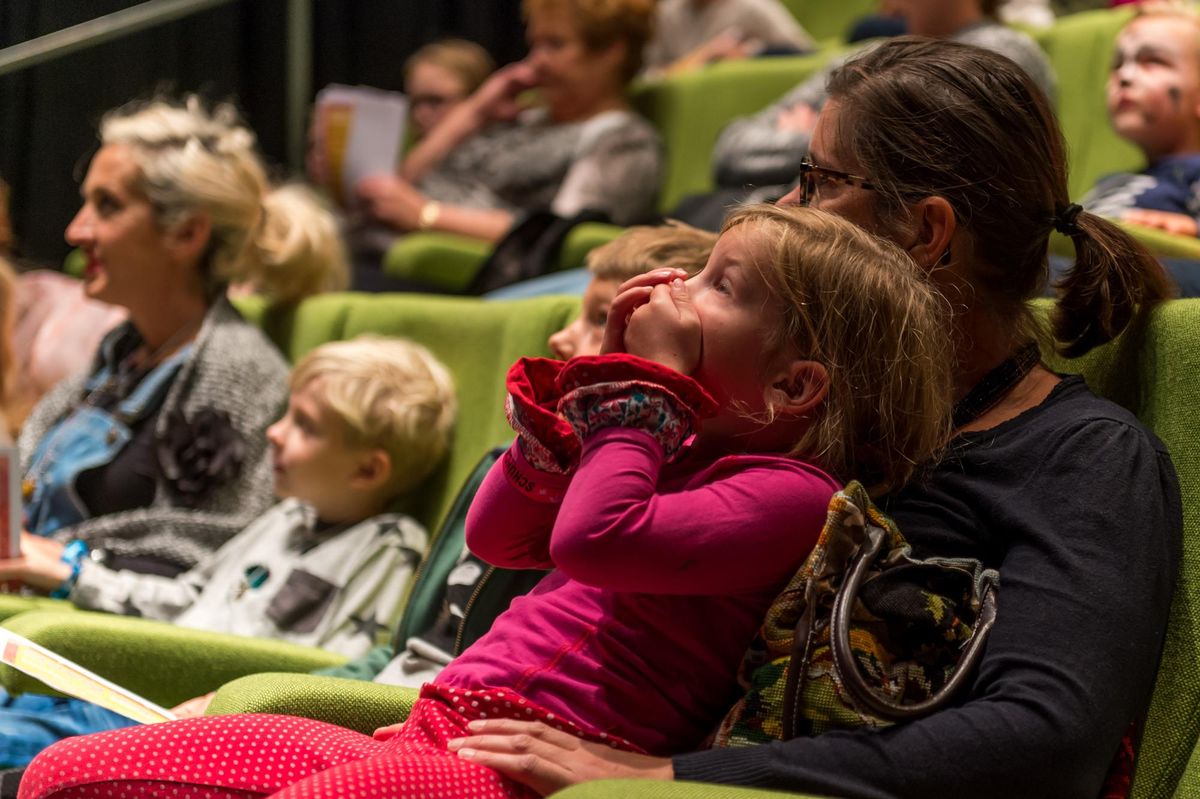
[404,39,496,97]
[585,221,717,284]
[290,336,457,496]
[723,204,954,497]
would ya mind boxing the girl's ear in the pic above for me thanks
[351,449,393,493]
[767,360,829,417]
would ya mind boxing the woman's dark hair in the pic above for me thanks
[825,37,1173,357]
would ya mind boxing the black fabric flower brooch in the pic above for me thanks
[157,408,247,508]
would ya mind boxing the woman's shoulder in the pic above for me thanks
[581,109,660,144]
[960,375,1170,465]
[195,299,289,380]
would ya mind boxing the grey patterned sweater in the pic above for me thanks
[19,297,288,571]
[712,23,1058,189]
[417,108,663,226]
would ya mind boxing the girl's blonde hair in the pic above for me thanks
[723,204,954,496]
[404,39,496,96]
[290,336,457,496]
[100,97,348,304]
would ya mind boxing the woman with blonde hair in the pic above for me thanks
[355,0,662,255]
[19,97,347,581]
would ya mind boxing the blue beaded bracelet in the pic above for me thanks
[50,540,89,599]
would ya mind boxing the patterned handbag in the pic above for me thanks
[713,481,999,746]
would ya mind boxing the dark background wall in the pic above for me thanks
[0,0,525,265]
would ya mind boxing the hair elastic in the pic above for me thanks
[1053,203,1084,236]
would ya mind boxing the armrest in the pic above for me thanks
[557,781,832,799]
[0,610,345,707]
[0,595,74,621]
[208,673,418,734]
[382,232,492,291]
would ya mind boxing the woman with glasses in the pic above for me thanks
[447,37,1180,798]
[403,40,496,140]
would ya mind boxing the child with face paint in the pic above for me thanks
[1083,4,1200,236]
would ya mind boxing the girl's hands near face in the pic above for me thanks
[623,280,702,375]
[600,269,690,357]
[469,61,540,124]
[0,533,70,592]
[448,719,674,796]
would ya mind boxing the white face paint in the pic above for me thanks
[1107,15,1200,160]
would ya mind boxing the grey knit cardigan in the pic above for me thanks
[19,297,289,571]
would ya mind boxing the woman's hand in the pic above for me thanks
[171,692,216,718]
[466,61,540,125]
[0,532,70,592]
[356,175,428,231]
[1121,208,1199,237]
[448,719,674,796]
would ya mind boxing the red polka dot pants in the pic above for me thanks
[19,685,634,799]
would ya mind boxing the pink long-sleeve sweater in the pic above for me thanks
[438,426,837,755]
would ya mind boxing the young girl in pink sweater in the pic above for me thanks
[19,204,954,799]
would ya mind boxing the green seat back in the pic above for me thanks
[630,51,838,212]
[234,292,579,534]
[779,0,882,43]
[1042,300,1200,797]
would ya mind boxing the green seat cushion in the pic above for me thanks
[208,673,418,735]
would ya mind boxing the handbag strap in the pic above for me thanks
[828,524,999,721]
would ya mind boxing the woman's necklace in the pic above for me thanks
[951,341,1043,429]
[81,318,203,409]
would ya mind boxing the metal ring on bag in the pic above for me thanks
[829,525,999,721]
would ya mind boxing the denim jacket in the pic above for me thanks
[19,298,288,571]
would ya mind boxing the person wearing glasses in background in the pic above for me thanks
[404,41,497,141]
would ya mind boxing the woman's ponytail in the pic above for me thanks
[244,184,349,305]
[1053,211,1174,358]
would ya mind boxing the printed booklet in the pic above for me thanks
[311,84,408,208]
[0,628,176,723]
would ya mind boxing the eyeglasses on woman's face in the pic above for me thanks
[796,159,876,206]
